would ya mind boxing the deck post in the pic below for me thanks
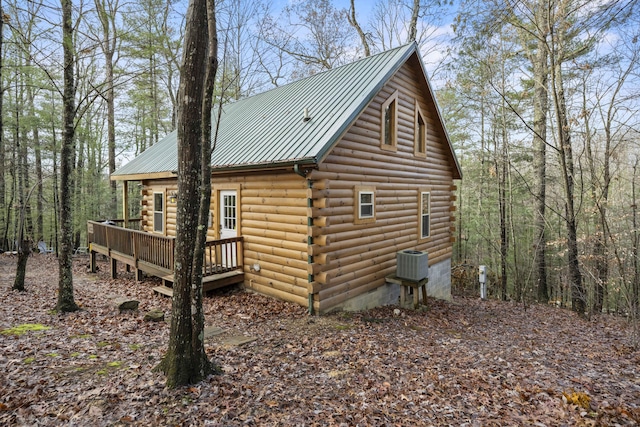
[122,181,129,228]
[90,249,96,273]
[110,257,117,279]
[132,233,143,281]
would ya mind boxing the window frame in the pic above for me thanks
[380,90,399,152]
[418,189,431,240]
[153,192,165,234]
[354,185,376,224]
[414,101,427,158]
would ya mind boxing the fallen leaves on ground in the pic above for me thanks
[0,254,639,426]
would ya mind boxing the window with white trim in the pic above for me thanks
[420,191,430,239]
[153,192,164,233]
[354,185,376,224]
[359,191,374,219]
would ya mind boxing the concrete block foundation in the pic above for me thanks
[326,258,452,313]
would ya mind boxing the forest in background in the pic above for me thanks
[1,0,639,318]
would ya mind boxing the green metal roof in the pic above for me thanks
[112,42,461,179]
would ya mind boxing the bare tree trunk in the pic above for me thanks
[157,0,218,388]
[348,0,370,56]
[532,0,549,303]
[633,161,640,317]
[27,84,44,241]
[95,0,119,219]
[498,126,508,301]
[13,143,30,291]
[151,54,159,146]
[74,131,85,249]
[407,0,420,42]
[585,98,607,314]
[551,57,585,315]
[51,90,60,253]
[0,9,5,251]
[57,0,79,313]
[12,70,32,283]
[13,185,37,291]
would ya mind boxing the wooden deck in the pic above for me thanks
[87,220,244,293]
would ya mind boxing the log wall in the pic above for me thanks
[140,179,178,236]
[135,58,458,313]
[307,59,456,313]
[140,173,310,307]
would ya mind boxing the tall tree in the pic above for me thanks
[0,6,5,252]
[261,0,354,76]
[347,0,370,56]
[633,160,640,317]
[156,0,218,387]
[122,0,179,151]
[407,0,420,42]
[57,0,79,313]
[94,0,120,219]
[369,0,448,55]
[530,0,550,303]
[545,0,630,314]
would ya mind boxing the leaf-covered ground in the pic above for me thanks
[1,254,639,426]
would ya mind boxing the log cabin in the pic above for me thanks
[93,42,462,314]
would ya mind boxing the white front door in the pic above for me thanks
[219,190,237,267]
[219,191,237,239]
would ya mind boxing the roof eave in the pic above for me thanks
[110,171,176,181]
[211,158,318,174]
[110,159,318,182]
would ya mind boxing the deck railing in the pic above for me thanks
[87,220,243,277]
[204,237,244,274]
[93,218,142,230]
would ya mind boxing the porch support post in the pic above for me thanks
[122,180,129,228]
[110,257,117,279]
[90,248,96,273]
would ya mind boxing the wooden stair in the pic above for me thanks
[153,285,174,297]
[153,269,244,297]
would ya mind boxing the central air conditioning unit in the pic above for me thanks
[396,250,429,281]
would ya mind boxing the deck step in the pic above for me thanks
[203,270,244,292]
[154,270,244,298]
[203,326,225,338]
[153,285,174,297]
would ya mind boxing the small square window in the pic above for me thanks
[359,192,374,218]
[354,186,376,224]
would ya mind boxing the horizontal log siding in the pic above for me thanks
[140,173,310,306]
[309,60,455,312]
[140,179,178,236]
[238,174,310,306]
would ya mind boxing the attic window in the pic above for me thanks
[415,101,427,158]
[354,185,376,224]
[381,91,398,151]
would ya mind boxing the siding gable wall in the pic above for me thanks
[309,59,455,312]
